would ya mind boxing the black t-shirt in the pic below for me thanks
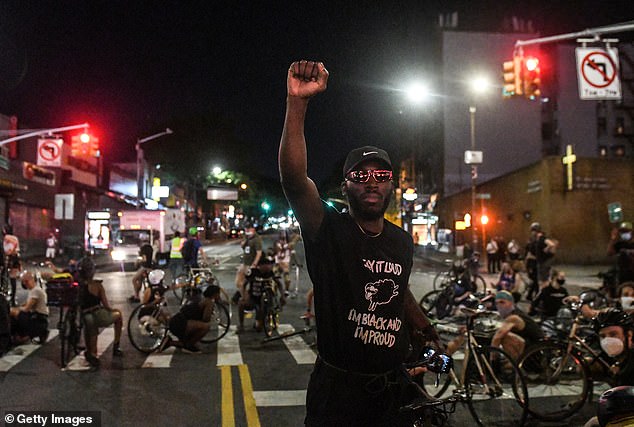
[614,240,634,283]
[139,244,153,268]
[510,308,544,347]
[303,202,414,374]
[533,285,569,317]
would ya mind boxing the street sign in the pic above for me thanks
[464,150,483,164]
[37,138,63,167]
[476,193,491,199]
[607,202,623,223]
[575,47,621,100]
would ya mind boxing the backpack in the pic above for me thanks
[181,239,196,261]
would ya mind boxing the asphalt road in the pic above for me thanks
[0,237,604,426]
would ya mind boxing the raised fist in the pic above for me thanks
[287,60,329,98]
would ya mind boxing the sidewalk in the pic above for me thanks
[416,246,606,293]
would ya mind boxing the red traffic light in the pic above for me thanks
[525,57,539,72]
[79,133,91,143]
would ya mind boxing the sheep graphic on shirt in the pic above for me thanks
[364,279,399,312]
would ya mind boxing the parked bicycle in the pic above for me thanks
[419,307,528,426]
[172,262,230,305]
[45,274,82,368]
[517,298,617,421]
[128,286,230,353]
[432,257,486,293]
[262,313,315,346]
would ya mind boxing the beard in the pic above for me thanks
[347,189,392,221]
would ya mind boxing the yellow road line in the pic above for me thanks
[221,365,235,427]
[238,364,261,427]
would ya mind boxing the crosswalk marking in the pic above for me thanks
[0,329,59,372]
[65,327,115,371]
[252,390,306,407]
[217,325,243,366]
[277,324,316,364]
[142,347,175,368]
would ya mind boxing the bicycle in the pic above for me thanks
[432,258,486,294]
[45,275,83,368]
[517,299,617,421]
[419,307,529,426]
[399,347,457,427]
[172,263,230,306]
[258,272,282,338]
[128,293,230,353]
[262,313,315,346]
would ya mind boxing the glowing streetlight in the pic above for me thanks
[405,82,430,104]
[212,166,222,175]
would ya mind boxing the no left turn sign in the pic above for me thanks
[575,47,621,100]
[37,138,63,167]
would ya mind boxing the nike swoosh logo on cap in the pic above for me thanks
[363,151,378,156]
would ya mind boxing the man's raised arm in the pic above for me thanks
[279,60,329,239]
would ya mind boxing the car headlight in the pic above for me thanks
[111,250,126,261]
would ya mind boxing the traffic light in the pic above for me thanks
[523,56,541,100]
[480,214,489,225]
[70,132,99,158]
[502,55,523,98]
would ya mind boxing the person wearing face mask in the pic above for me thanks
[608,221,634,286]
[530,270,569,318]
[9,271,49,345]
[492,290,544,360]
[592,308,634,387]
[618,282,634,314]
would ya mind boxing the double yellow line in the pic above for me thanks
[220,364,261,427]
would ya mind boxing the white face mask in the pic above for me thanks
[600,336,625,357]
[620,232,632,241]
[621,296,634,311]
[497,305,514,318]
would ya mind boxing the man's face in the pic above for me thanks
[495,299,514,317]
[343,161,393,221]
[600,325,626,341]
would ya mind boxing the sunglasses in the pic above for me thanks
[345,169,393,183]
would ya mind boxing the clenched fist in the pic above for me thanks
[287,60,329,99]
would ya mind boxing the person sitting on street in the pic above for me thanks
[491,290,544,360]
[9,271,49,345]
[530,269,569,318]
[592,308,634,387]
[160,284,220,353]
[495,262,524,303]
[78,257,123,368]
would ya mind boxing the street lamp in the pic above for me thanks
[136,128,173,208]
[465,75,489,252]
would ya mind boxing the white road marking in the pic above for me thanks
[64,327,115,371]
[217,325,243,366]
[0,329,59,372]
[142,347,175,368]
[277,324,316,365]
[253,390,306,407]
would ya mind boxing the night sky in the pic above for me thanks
[0,1,632,186]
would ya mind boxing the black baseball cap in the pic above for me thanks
[343,146,392,178]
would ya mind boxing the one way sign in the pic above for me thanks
[37,138,63,167]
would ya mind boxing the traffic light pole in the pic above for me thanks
[514,21,634,49]
[0,123,89,146]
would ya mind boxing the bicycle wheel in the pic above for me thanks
[418,290,442,318]
[201,301,231,344]
[127,303,168,353]
[261,289,279,338]
[172,274,190,302]
[518,342,589,421]
[470,275,487,293]
[465,346,528,427]
[433,270,452,291]
[60,307,81,368]
[415,369,452,399]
